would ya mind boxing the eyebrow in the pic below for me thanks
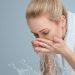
[31,28,47,34]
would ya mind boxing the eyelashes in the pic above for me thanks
[33,30,49,38]
[42,30,49,35]
[31,28,50,38]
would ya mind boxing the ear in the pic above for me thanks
[59,15,66,27]
[59,15,67,38]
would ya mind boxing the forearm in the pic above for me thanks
[63,48,75,70]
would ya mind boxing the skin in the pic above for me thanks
[27,14,75,70]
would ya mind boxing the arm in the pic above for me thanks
[63,48,75,70]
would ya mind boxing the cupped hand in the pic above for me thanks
[32,36,69,55]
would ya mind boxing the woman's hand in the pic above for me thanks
[32,36,69,55]
[32,36,75,69]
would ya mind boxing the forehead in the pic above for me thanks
[27,16,52,32]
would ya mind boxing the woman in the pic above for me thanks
[25,0,75,75]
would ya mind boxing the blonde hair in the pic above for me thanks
[26,0,67,21]
[26,0,67,75]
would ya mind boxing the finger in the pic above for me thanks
[32,40,54,51]
[35,40,51,48]
[34,47,51,53]
[35,38,62,52]
[35,38,57,50]
[35,38,53,47]
[38,41,55,51]
[32,41,39,47]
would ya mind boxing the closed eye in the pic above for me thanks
[31,28,50,37]
[42,30,50,35]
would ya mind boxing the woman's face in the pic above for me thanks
[27,14,65,41]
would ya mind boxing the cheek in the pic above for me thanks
[55,28,62,38]
[50,28,60,38]
[44,30,56,41]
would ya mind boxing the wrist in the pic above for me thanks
[62,48,71,58]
